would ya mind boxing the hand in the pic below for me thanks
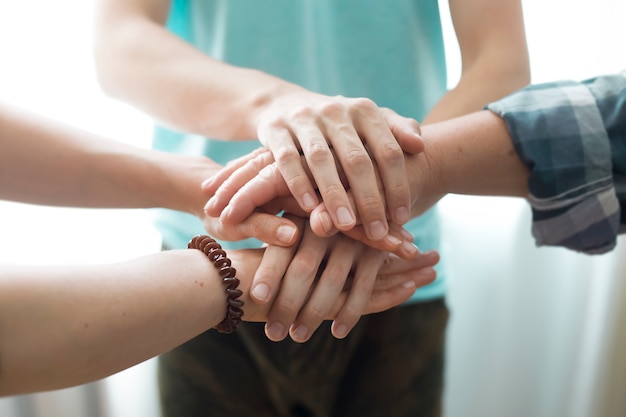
[246,216,438,343]
[202,149,420,258]
[187,152,300,247]
[254,91,423,240]
[228,247,437,329]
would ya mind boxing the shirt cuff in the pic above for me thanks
[486,76,622,254]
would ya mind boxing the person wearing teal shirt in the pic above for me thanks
[93,1,529,415]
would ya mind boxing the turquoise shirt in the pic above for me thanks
[154,0,448,302]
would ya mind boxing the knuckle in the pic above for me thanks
[319,101,346,120]
[289,105,315,121]
[357,194,384,212]
[351,274,375,294]
[351,97,378,114]
[304,304,327,323]
[321,264,350,287]
[272,297,300,319]
[305,142,333,165]
[291,254,320,277]
[273,145,300,166]
[380,140,404,162]
[284,172,310,191]
[321,182,348,200]
[343,148,373,174]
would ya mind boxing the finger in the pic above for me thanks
[353,102,411,226]
[201,147,267,197]
[340,281,418,322]
[202,211,299,246]
[250,232,302,307]
[380,108,424,154]
[321,103,387,240]
[324,252,439,337]
[264,222,328,342]
[326,261,436,326]
[379,250,440,274]
[204,149,275,217]
[288,237,360,343]
[291,119,356,231]
[342,225,420,259]
[330,247,384,339]
[357,265,437,315]
[260,121,320,212]
[217,163,291,224]
[310,202,420,259]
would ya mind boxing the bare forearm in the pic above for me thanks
[0,102,212,214]
[0,250,225,395]
[423,65,529,124]
[412,110,529,204]
[93,0,301,140]
[424,0,529,123]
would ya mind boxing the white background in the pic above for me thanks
[1,1,625,416]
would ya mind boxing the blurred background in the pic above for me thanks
[0,1,624,416]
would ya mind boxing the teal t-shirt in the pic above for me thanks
[154,0,448,302]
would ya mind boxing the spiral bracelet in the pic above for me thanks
[188,235,244,333]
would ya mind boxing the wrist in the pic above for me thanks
[405,130,447,218]
[249,77,310,139]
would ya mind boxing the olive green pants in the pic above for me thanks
[158,298,448,417]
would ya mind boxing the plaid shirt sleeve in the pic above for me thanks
[486,71,626,254]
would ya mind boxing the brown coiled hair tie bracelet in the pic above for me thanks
[188,235,244,333]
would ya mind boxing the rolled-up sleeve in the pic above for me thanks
[486,71,626,254]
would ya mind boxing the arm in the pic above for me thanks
[0,101,299,246]
[209,110,529,231]
[92,0,423,240]
[193,72,626,254]
[424,0,530,123]
[0,245,435,395]
[250,216,438,343]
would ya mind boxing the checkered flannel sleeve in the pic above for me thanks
[487,71,626,254]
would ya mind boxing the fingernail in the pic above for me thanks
[318,211,334,234]
[291,324,308,342]
[368,220,387,240]
[251,283,270,302]
[276,225,297,244]
[266,322,285,341]
[336,207,355,227]
[302,193,317,210]
[219,206,230,221]
[384,234,402,247]
[333,323,348,339]
[203,197,215,211]
[402,241,419,256]
[395,206,410,224]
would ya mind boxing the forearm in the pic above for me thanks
[93,1,301,140]
[411,110,529,207]
[424,0,529,123]
[486,72,626,253]
[0,102,211,215]
[423,63,530,123]
[0,250,225,395]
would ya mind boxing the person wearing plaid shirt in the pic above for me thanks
[486,71,626,254]
[213,71,625,256]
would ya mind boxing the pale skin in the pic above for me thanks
[0,102,440,396]
[201,110,531,239]
[92,0,529,341]
[92,0,529,242]
[1,103,436,344]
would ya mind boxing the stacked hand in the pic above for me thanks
[200,93,440,342]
